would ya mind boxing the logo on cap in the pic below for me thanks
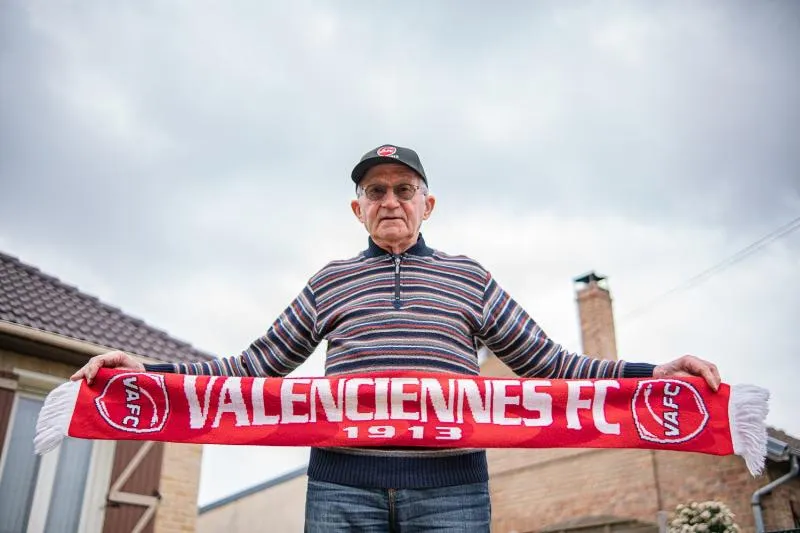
[631,379,708,444]
[95,373,170,433]
[376,146,397,157]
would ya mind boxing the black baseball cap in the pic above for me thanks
[351,144,428,186]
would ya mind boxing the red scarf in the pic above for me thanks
[35,369,768,475]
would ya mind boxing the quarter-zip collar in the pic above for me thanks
[363,233,434,258]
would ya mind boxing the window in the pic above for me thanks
[0,371,113,533]
[0,397,44,532]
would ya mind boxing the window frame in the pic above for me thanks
[0,368,115,533]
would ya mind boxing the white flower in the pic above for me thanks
[668,500,739,533]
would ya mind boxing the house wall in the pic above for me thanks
[483,350,800,533]
[760,471,800,532]
[0,347,76,380]
[0,347,204,533]
[156,443,204,533]
[488,426,799,533]
[654,450,760,530]
[197,474,307,533]
[488,448,661,533]
[656,449,800,532]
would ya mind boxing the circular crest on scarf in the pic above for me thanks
[631,379,709,444]
[95,372,170,433]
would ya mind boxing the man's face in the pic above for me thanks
[351,164,435,249]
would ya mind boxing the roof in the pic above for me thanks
[0,251,214,363]
[768,427,800,451]
[198,465,308,514]
[767,427,800,461]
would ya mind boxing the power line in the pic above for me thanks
[619,214,800,323]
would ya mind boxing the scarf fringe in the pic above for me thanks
[729,383,769,476]
[34,380,80,455]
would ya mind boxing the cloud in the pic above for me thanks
[1,0,797,503]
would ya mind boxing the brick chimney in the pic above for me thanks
[574,271,618,360]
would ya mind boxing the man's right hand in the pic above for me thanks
[70,350,145,385]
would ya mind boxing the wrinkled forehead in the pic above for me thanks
[359,164,422,187]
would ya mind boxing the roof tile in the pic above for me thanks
[0,251,214,364]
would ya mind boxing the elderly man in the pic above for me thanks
[73,144,720,532]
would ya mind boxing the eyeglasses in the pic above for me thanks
[359,183,425,202]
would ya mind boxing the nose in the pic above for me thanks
[379,189,401,207]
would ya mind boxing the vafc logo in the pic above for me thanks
[631,379,709,444]
[95,373,170,433]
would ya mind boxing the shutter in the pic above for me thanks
[102,441,164,533]
[0,372,17,457]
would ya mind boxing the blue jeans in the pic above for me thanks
[304,479,491,532]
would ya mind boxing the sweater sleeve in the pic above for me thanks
[144,284,321,377]
[476,273,655,379]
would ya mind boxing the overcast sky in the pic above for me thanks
[1,1,798,506]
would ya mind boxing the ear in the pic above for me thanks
[422,194,436,220]
[351,199,364,223]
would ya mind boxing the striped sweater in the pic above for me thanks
[146,235,655,488]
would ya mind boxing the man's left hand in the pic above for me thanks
[653,355,721,392]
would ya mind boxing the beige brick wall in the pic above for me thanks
[655,450,800,532]
[481,354,799,532]
[759,472,800,532]
[575,282,618,361]
[489,448,661,533]
[480,353,515,378]
[197,474,307,533]
[488,445,799,533]
[155,443,204,533]
[489,447,595,476]
[654,450,761,530]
